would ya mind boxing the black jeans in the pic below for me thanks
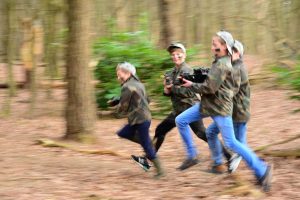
[117,121,156,160]
[153,112,232,161]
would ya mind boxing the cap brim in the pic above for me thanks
[167,44,186,53]
[227,45,233,55]
[167,45,180,52]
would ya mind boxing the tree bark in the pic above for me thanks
[65,0,96,142]
[157,0,172,48]
[43,0,61,98]
[2,0,16,116]
[0,0,8,63]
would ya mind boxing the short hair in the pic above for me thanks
[116,62,136,75]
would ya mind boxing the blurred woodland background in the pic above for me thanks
[0,1,300,199]
[0,0,299,141]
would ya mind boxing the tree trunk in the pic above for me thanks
[43,0,60,99]
[0,0,8,63]
[157,0,172,48]
[193,0,201,44]
[7,0,16,96]
[65,0,96,142]
[2,0,16,116]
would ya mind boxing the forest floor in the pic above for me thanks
[0,57,300,200]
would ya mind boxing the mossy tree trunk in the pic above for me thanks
[65,0,96,142]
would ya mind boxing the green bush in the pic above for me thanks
[93,31,199,118]
[272,57,300,111]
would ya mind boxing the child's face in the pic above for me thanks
[117,69,131,84]
[211,36,228,57]
[170,49,186,66]
[232,50,240,61]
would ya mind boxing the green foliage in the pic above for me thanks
[93,31,199,117]
[272,58,300,111]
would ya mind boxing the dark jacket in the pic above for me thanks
[232,59,250,122]
[165,62,199,115]
[191,56,238,116]
[117,76,151,125]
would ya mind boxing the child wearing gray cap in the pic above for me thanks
[205,40,250,174]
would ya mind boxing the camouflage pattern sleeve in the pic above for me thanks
[116,86,131,116]
[171,85,196,98]
[191,62,226,94]
[232,62,251,122]
[232,62,241,95]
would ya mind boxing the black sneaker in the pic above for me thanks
[177,158,199,171]
[131,155,151,172]
[258,164,273,192]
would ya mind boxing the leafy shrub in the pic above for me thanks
[272,57,300,111]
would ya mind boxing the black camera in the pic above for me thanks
[164,71,172,85]
[180,67,210,84]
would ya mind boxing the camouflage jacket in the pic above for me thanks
[232,59,250,122]
[232,60,241,96]
[165,62,199,115]
[191,56,237,116]
[116,76,151,125]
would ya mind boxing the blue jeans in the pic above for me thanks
[233,122,247,145]
[176,103,267,179]
[175,103,202,159]
[117,121,156,160]
[206,121,247,165]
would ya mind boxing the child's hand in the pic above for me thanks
[107,97,120,107]
[181,78,193,87]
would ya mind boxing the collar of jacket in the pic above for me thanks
[232,59,242,65]
[213,55,230,63]
[174,62,187,73]
[121,75,139,86]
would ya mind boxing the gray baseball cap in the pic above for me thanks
[233,40,244,56]
[216,31,234,55]
[167,42,186,54]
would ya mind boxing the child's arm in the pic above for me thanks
[116,86,132,116]
[191,63,226,94]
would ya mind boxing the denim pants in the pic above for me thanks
[206,121,247,165]
[175,103,267,179]
[154,112,207,152]
[233,122,247,144]
[117,120,156,160]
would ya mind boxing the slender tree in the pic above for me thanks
[2,0,16,116]
[65,0,96,142]
[43,0,62,98]
[157,0,172,48]
[0,0,8,63]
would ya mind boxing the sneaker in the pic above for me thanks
[228,154,242,173]
[210,164,228,174]
[131,155,151,172]
[258,164,273,192]
[177,158,199,171]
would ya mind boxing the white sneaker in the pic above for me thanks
[229,154,242,173]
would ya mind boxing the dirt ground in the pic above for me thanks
[1,60,300,200]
